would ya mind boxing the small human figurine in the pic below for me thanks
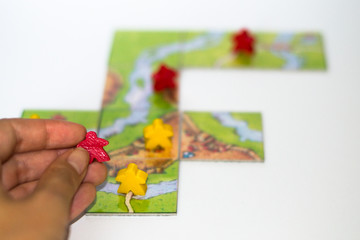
[215,29,256,68]
[76,131,110,164]
[143,118,173,155]
[152,64,178,92]
[30,114,40,119]
[116,163,148,213]
[232,29,256,56]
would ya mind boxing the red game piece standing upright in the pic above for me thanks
[232,29,256,55]
[152,64,178,92]
[77,131,110,164]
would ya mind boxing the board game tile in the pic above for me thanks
[98,108,180,161]
[88,158,179,214]
[108,31,184,72]
[22,110,100,131]
[181,111,264,161]
[102,62,179,111]
[182,31,326,70]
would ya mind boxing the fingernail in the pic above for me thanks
[67,148,89,174]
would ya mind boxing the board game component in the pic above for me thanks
[182,151,195,158]
[181,112,264,161]
[116,163,148,213]
[22,29,327,215]
[30,114,40,119]
[125,191,135,213]
[144,118,173,153]
[232,29,255,55]
[116,163,148,195]
[152,64,178,92]
[76,131,110,164]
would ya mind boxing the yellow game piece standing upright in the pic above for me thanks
[29,114,40,119]
[116,163,148,196]
[115,163,148,213]
[143,118,173,156]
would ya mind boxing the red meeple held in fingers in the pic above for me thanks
[77,131,110,164]
[232,29,256,55]
[152,64,178,92]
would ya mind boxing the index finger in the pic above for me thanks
[0,118,86,164]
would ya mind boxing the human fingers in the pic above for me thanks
[32,148,89,222]
[10,180,98,222]
[2,149,69,191]
[0,148,90,240]
[69,182,96,221]
[8,180,37,200]
[7,159,107,200]
[83,162,108,186]
[0,119,86,164]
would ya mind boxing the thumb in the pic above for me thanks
[33,148,89,221]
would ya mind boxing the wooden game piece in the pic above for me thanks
[76,131,110,164]
[116,163,148,196]
[30,114,40,119]
[152,64,178,92]
[232,29,255,55]
[143,118,173,153]
[116,163,148,213]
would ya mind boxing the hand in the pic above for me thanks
[0,119,107,240]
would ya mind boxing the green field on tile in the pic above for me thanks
[186,112,264,159]
[22,110,99,130]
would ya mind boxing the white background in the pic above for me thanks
[1,0,360,239]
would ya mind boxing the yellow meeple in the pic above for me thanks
[143,118,173,151]
[116,163,148,196]
[30,114,40,119]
